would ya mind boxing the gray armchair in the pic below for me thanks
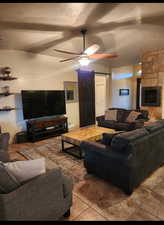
[0,132,73,221]
[0,168,73,220]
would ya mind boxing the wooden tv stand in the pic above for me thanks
[26,116,68,142]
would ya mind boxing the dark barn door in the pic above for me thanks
[77,69,95,127]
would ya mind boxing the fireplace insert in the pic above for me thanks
[141,86,161,106]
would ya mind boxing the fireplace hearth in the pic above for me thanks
[141,86,161,107]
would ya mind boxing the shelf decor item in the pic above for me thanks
[1,66,11,78]
[2,85,10,94]
[0,67,17,80]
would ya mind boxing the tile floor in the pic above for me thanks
[8,137,164,221]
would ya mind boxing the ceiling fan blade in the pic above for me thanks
[0,20,72,32]
[84,44,100,55]
[88,53,118,59]
[54,49,81,55]
[59,56,79,62]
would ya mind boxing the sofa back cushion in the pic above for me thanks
[111,128,149,153]
[105,109,117,121]
[117,110,130,122]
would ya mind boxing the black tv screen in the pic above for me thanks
[21,90,66,120]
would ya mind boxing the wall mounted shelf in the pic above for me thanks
[0,108,16,111]
[0,76,17,81]
[0,93,15,96]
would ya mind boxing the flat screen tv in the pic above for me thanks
[21,90,66,120]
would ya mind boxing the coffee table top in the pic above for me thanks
[61,125,117,146]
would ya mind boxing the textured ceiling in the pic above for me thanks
[0,3,164,67]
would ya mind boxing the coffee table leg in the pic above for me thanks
[61,139,64,152]
[79,148,82,159]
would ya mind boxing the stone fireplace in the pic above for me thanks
[141,49,164,121]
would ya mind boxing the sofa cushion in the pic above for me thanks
[4,158,46,183]
[105,109,117,121]
[0,161,21,194]
[145,120,164,133]
[118,110,131,122]
[117,110,126,122]
[114,122,131,131]
[126,111,141,123]
[99,120,117,129]
[111,128,149,152]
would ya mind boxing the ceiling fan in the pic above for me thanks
[54,29,118,65]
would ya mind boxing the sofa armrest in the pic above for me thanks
[101,133,115,145]
[80,141,129,163]
[133,119,144,128]
[0,168,68,220]
[126,120,144,130]
[96,115,105,122]
[0,133,10,162]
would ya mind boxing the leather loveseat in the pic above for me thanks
[80,120,164,195]
[96,108,149,131]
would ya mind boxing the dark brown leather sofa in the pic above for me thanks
[96,108,149,131]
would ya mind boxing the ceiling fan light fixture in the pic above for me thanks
[84,44,100,56]
[79,57,90,66]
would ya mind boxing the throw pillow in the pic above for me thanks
[126,111,141,123]
[4,158,46,183]
[0,161,21,194]
[105,109,117,121]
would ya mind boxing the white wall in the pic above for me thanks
[0,50,110,142]
[95,75,106,116]
[111,65,134,109]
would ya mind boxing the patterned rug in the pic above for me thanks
[17,136,87,184]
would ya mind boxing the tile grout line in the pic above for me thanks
[70,204,90,221]
[73,192,92,207]
[136,186,164,220]
[72,207,91,221]
[72,193,109,221]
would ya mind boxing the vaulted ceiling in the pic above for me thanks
[0,2,164,67]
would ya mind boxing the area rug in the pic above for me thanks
[17,136,86,184]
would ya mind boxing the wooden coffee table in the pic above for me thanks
[61,125,117,159]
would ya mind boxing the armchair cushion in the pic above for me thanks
[0,161,20,194]
[4,158,46,183]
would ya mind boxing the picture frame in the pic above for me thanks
[64,81,78,103]
[119,89,129,96]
